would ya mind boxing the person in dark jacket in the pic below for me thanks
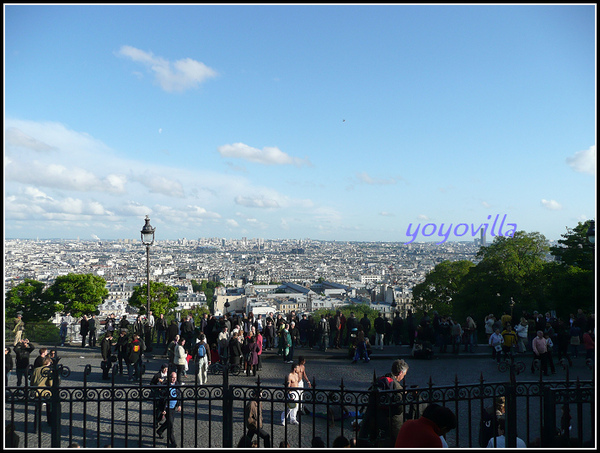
[101,331,115,380]
[13,339,35,386]
[5,347,14,385]
[116,329,129,375]
[156,313,168,346]
[88,315,98,347]
[246,336,260,377]
[228,331,244,367]
[80,315,90,347]
[127,334,145,381]
[166,320,179,345]
[119,315,130,331]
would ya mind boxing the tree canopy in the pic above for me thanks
[411,260,474,317]
[5,279,62,322]
[44,273,108,317]
[128,281,178,316]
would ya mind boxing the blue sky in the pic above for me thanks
[4,4,596,242]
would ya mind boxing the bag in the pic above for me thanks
[376,376,395,392]
[197,343,206,358]
[494,344,503,352]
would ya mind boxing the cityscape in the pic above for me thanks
[4,236,507,321]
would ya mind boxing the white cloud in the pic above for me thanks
[226,219,240,228]
[133,172,185,198]
[566,145,596,175]
[186,205,221,219]
[356,172,398,185]
[5,127,56,152]
[541,199,562,210]
[379,211,394,217]
[234,196,280,209]
[117,45,217,93]
[417,214,430,221]
[218,142,312,167]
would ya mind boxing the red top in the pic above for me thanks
[395,416,443,448]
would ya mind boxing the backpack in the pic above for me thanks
[197,343,207,358]
[376,375,395,392]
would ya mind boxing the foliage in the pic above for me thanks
[128,281,178,316]
[451,231,550,326]
[411,260,474,317]
[5,279,62,322]
[180,305,211,321]
[550,220,595,271]
[45,273,108,317]
[24,321,62,344]
[190,279,223,311]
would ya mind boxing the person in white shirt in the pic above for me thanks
[489,328,504,363]
[486,418,527,448]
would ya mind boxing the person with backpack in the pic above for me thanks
[358,359,410,446]
[127,334,145,381]
[195,333,210,385]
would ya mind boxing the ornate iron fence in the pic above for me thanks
[4,362,595,448]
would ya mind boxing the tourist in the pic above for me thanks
[244,393,271,447]
[358,359,409,446]
[5,347,14,385]
[150,363,169,428]
[174,338,187,382]
[531,330,549,376]
[246,335,259,377]
[582,329,595,362]
[514,318,529,353]
[88,314,98,348]
[156,372,182,447]
[228,330,244,370]
[296,356,312,414]
[33,348,49,369]
[395,403,457,448]
[30,356,54,428]
[156,313,168,346]
[374,312,386,351]
[485,314,496,342]
[464,316,477,353]
[14,338,35,386]
[101,331,115,380]
[195,333,210,384]
[486,417,527,448]
[281,362,301,426]
[489,328,504,363]
[501,323,518,360]
[116,329,129,375]
[59,317,69,346]
[478,396,505,447]
[80,315,89,348]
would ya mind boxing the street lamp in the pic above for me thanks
[586,220,595,244]
[140,215,156,316]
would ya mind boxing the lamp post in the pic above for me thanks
[140,215,156,316]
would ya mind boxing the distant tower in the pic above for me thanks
[480,227,486,247]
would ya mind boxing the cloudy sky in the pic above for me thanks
[4,5,596,242]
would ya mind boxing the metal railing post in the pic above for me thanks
[222,364,233,447]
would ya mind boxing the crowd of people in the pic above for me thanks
[6,306,594,448]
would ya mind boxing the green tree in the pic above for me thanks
[453,231,549,325]
[45,273,108,317]
[5,279,62,322]
[543,220,595,317]
[411,260,474,317]
[550,220,595,271]
[128,281,178,316]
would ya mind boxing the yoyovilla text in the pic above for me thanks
[404,214,517,244]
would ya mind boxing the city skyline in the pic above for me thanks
[4,5,596,243]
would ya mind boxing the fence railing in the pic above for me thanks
[4,362,595,448]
